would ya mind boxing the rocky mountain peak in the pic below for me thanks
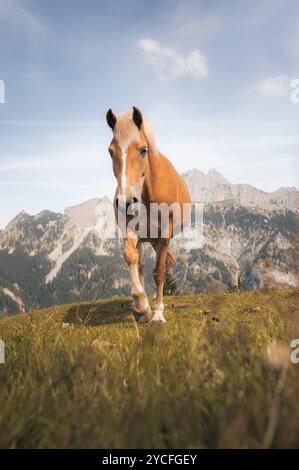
[64,197,108,230]
[207,168,229,184]
[4,209,30,231]
[183,169,298,210]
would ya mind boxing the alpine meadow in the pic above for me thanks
[0,0,298,455]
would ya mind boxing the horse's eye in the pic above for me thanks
[139,147,147,157]
[108,148,114,158]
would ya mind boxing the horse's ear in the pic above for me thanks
[132,106,143,130]
[106,108,117,130]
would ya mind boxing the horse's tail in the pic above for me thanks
[166,250,175,271]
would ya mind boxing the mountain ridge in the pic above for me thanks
[182,169,299,210]
[2,168,298,231]
[0,168,298,315]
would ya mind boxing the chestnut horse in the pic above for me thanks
[106,106,191,323]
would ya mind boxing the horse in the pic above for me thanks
[106,106,191,323]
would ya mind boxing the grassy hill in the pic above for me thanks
[0,288,298,449]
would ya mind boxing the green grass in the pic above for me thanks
[0,288,298,449]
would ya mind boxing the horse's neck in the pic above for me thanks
[143,147,160,202]
[142,144,191,206]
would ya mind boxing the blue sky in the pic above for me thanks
[0,0,298,228]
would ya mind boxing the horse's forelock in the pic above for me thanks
[113,112,139,150]
[114,111,157,153]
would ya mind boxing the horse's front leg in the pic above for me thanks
[124,233,152,322]
[137,240,145,289]
[152,238,169,323]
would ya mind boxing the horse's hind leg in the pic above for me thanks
[152,238,169,322]
[124,234,152,322]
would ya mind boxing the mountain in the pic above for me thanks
[183,168,299,210]
[0,169,298,315]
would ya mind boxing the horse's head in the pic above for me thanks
[106,107,150,207]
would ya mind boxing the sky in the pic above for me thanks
[0,0,298,228]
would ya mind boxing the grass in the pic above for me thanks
[0,288,298,449]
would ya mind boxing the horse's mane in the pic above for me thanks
[114,111,158,155]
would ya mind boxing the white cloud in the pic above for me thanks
[0,153,103,172]
[0,181,100,189]
[257,74,291,97]
[0,0,46,35]
[0,120,103,127]
[137,38,208,81]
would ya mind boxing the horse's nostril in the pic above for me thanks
[126,198,139,214]
[115,198,119,208]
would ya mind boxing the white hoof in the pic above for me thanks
[152,312,166,323]
[151,303,166,323]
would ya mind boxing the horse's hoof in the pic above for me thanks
[151,303,166,322]
[151,311,166,323]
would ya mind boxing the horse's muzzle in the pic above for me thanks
[115,197,139,214]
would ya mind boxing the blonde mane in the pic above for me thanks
[114,111,158,154]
